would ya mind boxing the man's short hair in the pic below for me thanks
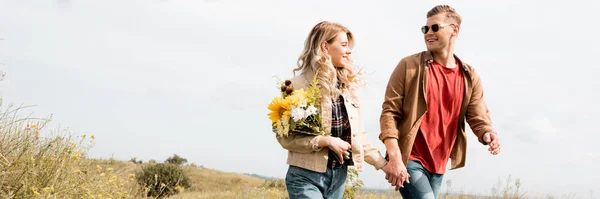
[427,5,462,25]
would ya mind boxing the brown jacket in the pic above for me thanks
[379,50,495,170]
[276,72,388,173]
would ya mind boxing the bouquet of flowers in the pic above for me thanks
[267,73,328,137]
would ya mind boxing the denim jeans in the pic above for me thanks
[285,164,348,199]
[398,160,444,199]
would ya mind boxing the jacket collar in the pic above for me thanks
[422,50,472,73]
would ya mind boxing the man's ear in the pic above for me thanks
[452,24,460,37]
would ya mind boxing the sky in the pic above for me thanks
[1,0,599,197]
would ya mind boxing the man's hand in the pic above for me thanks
[382,138,410,190]
[382,158,410,190]
[483,132,500,155]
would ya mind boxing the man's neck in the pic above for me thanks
[432,47,456,68]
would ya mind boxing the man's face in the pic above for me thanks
[423,13,458,52]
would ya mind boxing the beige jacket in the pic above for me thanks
[276,72,388,173]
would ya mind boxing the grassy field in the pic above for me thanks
[82,159,531,199]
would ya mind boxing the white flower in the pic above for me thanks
[305,105,318,117]
[290,106,305,122]
[298,101,307,108]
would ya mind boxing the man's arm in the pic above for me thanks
[379,59,410,189]
[465,67,495,145]
[379,59,407,143]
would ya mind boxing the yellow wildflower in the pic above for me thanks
[31,187,40,196]
[286,89,306,105]
[96,165,102,171]
[100,173,105,177]
[74,151,82,159]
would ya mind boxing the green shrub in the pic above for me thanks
[344,167,364,199]
[136,163,190,198]
[165,154,187,165]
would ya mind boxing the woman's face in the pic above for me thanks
[323,32,352,69]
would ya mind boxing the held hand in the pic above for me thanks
[382,158,410,190]
[324,137,351,163]
[483,132,501,155]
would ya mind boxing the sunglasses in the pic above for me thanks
[421,24,454,34]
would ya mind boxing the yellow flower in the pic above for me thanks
[100,173,105,177]
[90,135,95,139]
[74,151,82,159]
[286,89,306,105]
[96,165,102,171]
[31,187,40,196]
[267,96,288,123]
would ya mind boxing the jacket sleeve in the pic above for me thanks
[379,59,407,142]
[465,67,495,145]
[350,89,387,170]
[275,131,322,154]
[360,118,388,170]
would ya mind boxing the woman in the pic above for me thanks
[276,21,388,199]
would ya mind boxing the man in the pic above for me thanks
[378,5,501,199]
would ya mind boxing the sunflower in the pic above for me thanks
[267,96,290,124]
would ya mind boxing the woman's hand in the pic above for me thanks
[318,136,351,163]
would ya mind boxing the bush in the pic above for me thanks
[129,157,143,164]
[343,167,364,199]
[0,94,141,198]
[261,179,286,191]
[136,163,191,198]
[165,154,187,165]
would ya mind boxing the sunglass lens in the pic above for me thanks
[421,26,428,34]
[431,24,439,32]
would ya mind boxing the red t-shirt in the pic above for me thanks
[409,60,464,174]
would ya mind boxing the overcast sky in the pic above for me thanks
[1,0,598,197]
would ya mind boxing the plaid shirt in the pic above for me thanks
[328,95,353,167]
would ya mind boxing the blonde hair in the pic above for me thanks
[427,5,462,25]
[293,21,363,105]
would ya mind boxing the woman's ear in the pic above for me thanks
[321,41,328,53]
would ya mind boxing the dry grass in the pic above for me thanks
[0,100,144,198]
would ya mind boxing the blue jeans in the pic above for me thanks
[285,165,347,199]
[398,160,444,199]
